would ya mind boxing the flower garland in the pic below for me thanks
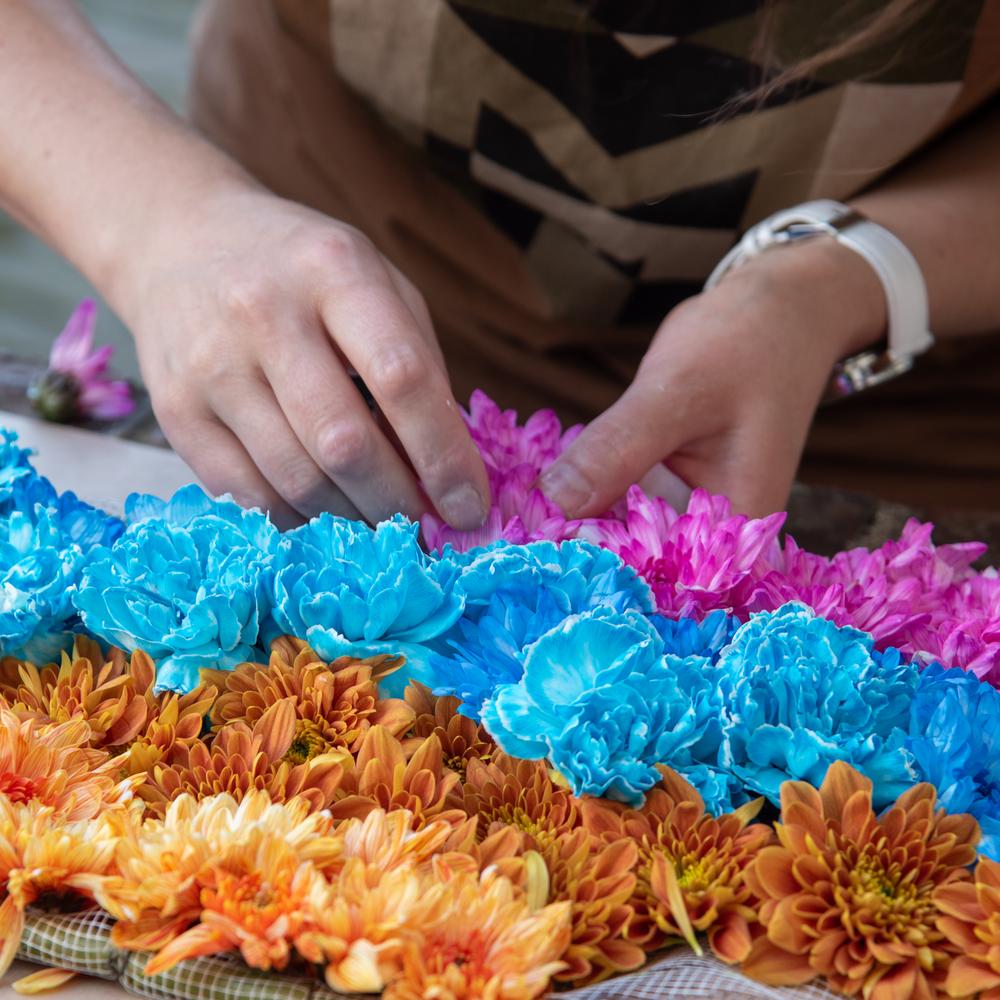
[2,394,1000,1000]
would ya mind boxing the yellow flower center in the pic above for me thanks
[677,855,715,892]
[284,720,331,764]
[495,805,556,852]
[844,853,935,935]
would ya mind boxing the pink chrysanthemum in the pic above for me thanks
[573,486,785,619]
[422,392,579,552]
[30,300,135,422]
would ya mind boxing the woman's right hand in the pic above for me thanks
[116,185,490,529]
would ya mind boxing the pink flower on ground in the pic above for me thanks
[572,486,786,619]
[31,300,135,422]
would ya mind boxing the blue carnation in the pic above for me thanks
[0,507,85,662]
[907,662,1000,860]
[481,607,723,807]
[715,603,919,808]
[427,539,653,715]
[448,538,653,623]
[266,513,463,674]
[75,484,277,692]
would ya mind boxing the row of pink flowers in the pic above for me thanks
[422,391,1000,686]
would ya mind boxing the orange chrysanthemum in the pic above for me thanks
[742,761,979,1000]
[0,639,150,748]
[208,638,413,755]
[0,798,130,976]
[330,726,464,826]
[114,682,216,781]
[935,855,1000,999]
[0,640,216,767]
[463,753,579,853]
[404,683,494,780]
[383,861,572,1000]
[141,698,348,817]
[104,790,338,955]
[583,766,771,964]
[0,707,135,820]
[542,828,645,984]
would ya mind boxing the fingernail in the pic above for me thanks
[539,463,592,514]
[438,482,487,529]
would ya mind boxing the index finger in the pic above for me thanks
[320,272,490,531]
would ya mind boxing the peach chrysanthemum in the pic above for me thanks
[208,638,413,755]
[143,838,327,975]
[0,798,130,976]
[463,753,579,853]
[540,827,644,984]
[404,683,494,780]
[141,698,348,817]
[331,726,465,827]
[294,858,434,993]
[331,807,454,875]
[0,707,135,820]
[935,856,1000,999]
[742,761,979,1000]
[383,861,571,1000]
[583,766,771,964]
[104,790,338,955]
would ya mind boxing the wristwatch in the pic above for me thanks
[705,199,934,402]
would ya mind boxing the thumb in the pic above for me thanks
[539,379,696,518]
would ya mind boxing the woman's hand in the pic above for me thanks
[540,238,887,518]
[117,186,490,529]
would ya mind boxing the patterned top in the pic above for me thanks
[272,0,999,326]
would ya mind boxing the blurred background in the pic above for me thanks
[0,0,198,381]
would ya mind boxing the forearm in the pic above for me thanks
[849,102,1000,344]
[0,0,257,310]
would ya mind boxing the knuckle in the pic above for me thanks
[299,226,374,274]
[315,419,372,476]
[370,345,427,399]
[219,276,271,320]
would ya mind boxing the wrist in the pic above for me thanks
[716,233,888,363]
[99,148,264,325]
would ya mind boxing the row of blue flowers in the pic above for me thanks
[2,427,998,860]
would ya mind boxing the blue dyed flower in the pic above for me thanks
[0,507,85,662]
[907,662,1000,860]
[428,539,653,715]
[481,607,722,806]
[447,538,653,623]
[267,513,463,673]
[715,603,919,808]
[75,484,277,692]
[0,429,35,503]
[649,609,738,662]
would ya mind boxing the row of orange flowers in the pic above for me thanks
[0,640,998,1000]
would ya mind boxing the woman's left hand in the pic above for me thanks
[540,237,887,518]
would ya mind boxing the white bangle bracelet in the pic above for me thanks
[705,199,934,402]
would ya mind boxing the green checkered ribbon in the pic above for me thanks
[16,909,343,1000]
[16,908,840,1000]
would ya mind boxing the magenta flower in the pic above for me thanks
[30,299,134,422]
[463,389,582,473]
[572,486,786,619]
[422,391,579,552]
